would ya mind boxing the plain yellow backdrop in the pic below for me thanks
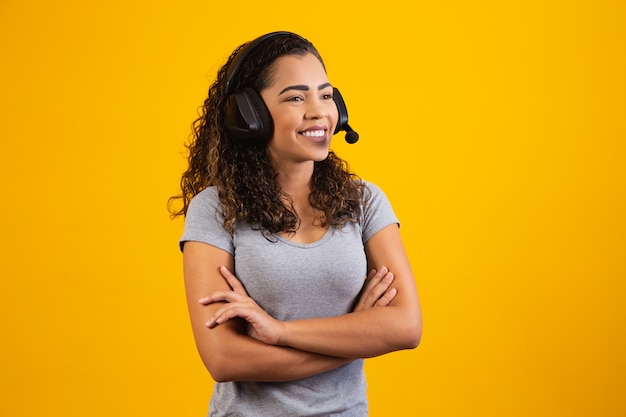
[1,1,624,416]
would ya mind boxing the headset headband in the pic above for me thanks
[224,31,305,96]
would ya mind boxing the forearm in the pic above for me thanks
[273,223,422,359]
[183,242,351,383]
[278,305,421,359]
[279,224,423,359]
[195,320,351,382]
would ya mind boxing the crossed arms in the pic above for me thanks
[183,224,422,382]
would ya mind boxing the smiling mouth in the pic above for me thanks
[300,129,326,138]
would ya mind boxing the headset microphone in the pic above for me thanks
[331,87,359,144]
[343,124,359,144]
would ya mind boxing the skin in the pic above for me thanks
[262,53,340,243]
[183,53,422,382]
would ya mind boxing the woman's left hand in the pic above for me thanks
[352,266,397,312]
[199,266,283,345]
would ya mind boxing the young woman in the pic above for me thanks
[170,31,422,416]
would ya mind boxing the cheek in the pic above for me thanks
[271,111,297,132]
[330,105,339,130]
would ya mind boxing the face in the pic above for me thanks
[260,53,338,168]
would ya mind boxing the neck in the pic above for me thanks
[272,160,314,200]
[274,161,326,237]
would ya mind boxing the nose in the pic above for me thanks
[304,97,328,120]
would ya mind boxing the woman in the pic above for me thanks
[170,31,422,416]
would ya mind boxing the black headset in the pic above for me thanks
[223,31,359,144]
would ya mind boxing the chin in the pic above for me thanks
[313,150,330,162]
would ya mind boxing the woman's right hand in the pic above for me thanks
[201,266,285,346]
[352,266,397,312]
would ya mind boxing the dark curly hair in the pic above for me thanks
[168,32,365,235]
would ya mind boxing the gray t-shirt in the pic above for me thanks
[180,181,399,417]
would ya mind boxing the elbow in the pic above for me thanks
[396,315,422,351]
[401,323,422,350]
[407,323,422,349]
[203,355,236,383]
[199,348,239,383]
[205,359,229,383]
[210,370,233,384]
[194,325,251,382]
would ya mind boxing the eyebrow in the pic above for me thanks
[278,82,332,96]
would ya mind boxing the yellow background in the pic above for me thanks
[1,1,624,416]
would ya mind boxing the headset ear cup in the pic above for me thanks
[224,88,273,141]
[332,87,349,134]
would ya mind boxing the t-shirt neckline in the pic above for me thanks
[273,227,334,249]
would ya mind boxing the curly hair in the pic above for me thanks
[168,33,364,235]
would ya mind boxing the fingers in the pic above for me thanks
[205,302,254,327]
[202,296,282,346]
[365,268,395,304]
[198,290,247,305]
[370,272,395,306]
[364,266,390,292]
[198,266,248,306]
[219,265,248,294]
[353,266,397,311]
[375,287,397,307]
[358,268,385,299]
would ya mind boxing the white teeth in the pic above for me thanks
[301,130,325,137]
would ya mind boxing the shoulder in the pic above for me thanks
[181,186,232,253]
[357,180,399,242]
[190,186,219,205]
[359,180,387,205]
[184,186,224,227]
[186,186,221,214]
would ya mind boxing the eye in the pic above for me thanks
[321,92,333,100]
[286,95,304,102]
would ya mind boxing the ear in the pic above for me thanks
[224,88,274,141]
[332,87,349,134]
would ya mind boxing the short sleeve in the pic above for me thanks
[361,181,400,243]
[179,186,234,254]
